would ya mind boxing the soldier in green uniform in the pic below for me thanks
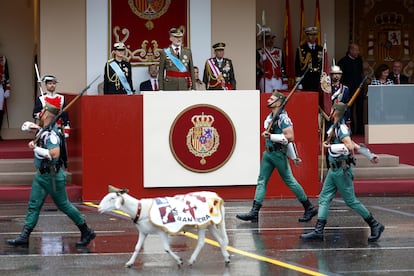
[6,98,95,247]
[158,27,195,91]
[236,91,317,223]
[203,42,236,90]
[300,102,384,242]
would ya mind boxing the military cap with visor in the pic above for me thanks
[304,26,319,35]
[41,74,59,83]
[169,27,184,37]
[113,42,126,51]
[272,90,286,101]
[212,42,226,50]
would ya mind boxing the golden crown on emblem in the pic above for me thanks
[191,112,214,127]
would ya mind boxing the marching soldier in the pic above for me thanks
[236,90,317,224]
[256,32,288,93]
[203,42,236,90]
[7,97,96,247]
[295,26,323,91]
[300,102,384,242]
[103,42,134,94]
[158,27,195,91]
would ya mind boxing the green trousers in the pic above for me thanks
[24,170,84,229]
[254,150,307,204]
[318,167,370,220]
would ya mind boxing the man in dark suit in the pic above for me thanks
[203,42,236,90]
[139,64,159,92]
[389,60,409,84]
[158,27,195,90]
[295,26,323,91]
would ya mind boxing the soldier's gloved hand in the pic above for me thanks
[4,90,10,98]
[21,121,40,132]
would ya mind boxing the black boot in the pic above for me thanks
[6,225,33,246]
[364,215,384,242]
[299,199,318,222]
[236,200,262,223]
[300,219,326,241]
[76,223,96,247]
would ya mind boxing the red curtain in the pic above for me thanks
[110,0,188,66]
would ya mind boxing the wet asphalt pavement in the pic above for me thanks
[1,196,414,275]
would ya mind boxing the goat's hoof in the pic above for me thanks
[125,262,133,268]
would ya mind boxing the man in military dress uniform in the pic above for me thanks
[103,42,134,94]
[330,63,351,123]
[203,42,236,90]
[158,27,195,91]
[33,75,70,140]
[256,32,288,93]
[295,26,323,91]
[236,91,317,224]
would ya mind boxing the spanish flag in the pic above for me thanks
[299,0,305,44]
[314,0,321,45]
[283,0,293,81]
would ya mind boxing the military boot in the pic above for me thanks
[6,225,33,246]
[364,215,384,242]
[236,200,262,223]
[299,199,318,222]
[76,223,96,247]
[300,219,326,241]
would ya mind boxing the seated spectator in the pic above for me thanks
[139,64,159,92]
[193,66,206,90]
[388,60,409,84]
[370,64,393,85]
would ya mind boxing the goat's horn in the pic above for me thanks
[108,185,122,193]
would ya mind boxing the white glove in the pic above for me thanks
[4,90,10,98]
[34,146,51,160]
[270,134,288,145]
[21,121,40,132]
[261,54,267,61]
[64,125,70,138]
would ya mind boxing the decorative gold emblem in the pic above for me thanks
[186,113,220,165]
[128,0,171,30]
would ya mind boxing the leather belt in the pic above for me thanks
[329,160,347,169]
[266,144,282,152]
[38,166,60,174]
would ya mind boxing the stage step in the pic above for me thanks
[318,154,414,180]
[0,158,72,185]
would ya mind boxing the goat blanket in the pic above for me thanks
[149,191,224,234]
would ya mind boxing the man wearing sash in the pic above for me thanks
[103,42,134,94]
[203,42,236,90]
[158,27,195,91]
[256,32,288,93]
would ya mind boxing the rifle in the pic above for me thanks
[267,66,310,132]
[33,75,100,143]
[325,74,368,143]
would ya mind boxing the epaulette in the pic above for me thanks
[107,58,114,63]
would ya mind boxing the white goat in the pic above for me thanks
[98,186,231,268]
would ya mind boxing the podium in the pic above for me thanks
[69,91,320,201]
